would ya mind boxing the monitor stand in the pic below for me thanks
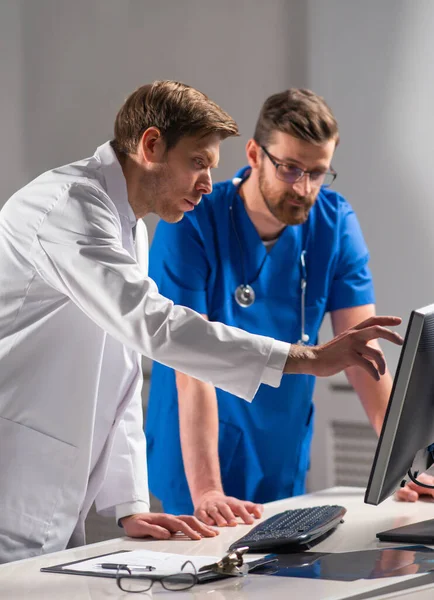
[377,519,434,544]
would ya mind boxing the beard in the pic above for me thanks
[258,166,317,226]
[140,164,186,224]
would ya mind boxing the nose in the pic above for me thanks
[196,169,213,195]
[292,172,312,196]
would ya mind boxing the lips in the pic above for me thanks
[182,198,201,212]
[184,198,201,207]
[288,198,305,207]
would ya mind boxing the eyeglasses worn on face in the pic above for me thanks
[261,145,337,188]
[116,560,198,593]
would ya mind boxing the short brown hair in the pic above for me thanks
[254,88,339,147]
[112,80,239,154]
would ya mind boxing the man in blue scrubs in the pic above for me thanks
[145,89,410,525]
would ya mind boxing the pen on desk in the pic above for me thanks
[96,563,156,572]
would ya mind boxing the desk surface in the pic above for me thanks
[1,487,434,600]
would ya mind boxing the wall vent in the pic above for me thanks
[331,421,378,487]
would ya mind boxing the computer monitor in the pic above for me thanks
[365,303,434,514]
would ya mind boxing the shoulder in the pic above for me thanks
[314,189,370,263]
[316,187,354,215]
[18,155,111,219]
[6,160,113,225]
[32,151,106,191]
[312,187,359,231]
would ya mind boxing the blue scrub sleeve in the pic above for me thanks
[149,217,210,314]
[326,203,375,312]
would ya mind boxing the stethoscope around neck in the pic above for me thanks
[230,175,310,345]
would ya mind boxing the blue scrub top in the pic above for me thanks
[146,167,375,514]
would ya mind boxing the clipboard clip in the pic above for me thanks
[198,546,250,577]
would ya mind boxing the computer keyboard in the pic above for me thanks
[228,504,347,552]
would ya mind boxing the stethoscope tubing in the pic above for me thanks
[230,177,310,344]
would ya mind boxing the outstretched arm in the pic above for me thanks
[284,315,403,380]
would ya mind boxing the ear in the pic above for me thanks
[138,127,166,164]
[245,139,261,170]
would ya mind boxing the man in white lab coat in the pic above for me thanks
[0,80,402,563]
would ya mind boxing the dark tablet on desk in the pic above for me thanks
[377,519,434,544]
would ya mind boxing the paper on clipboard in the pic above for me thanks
[64,549,262,576]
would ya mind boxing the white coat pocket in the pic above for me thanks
[0,417,78,562]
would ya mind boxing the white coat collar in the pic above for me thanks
[96,141,136,228]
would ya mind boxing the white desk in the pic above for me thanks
[1,487,434,600]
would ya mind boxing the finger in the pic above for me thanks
[179,515,218,537]
[214,503,238,526]
[353,316,402,330]
[355,325,404,346]
[407,474,434,497]
[230,502,255,525]
[245,502,264,518]
[396,487,419,502]
[414,473,434,487]
[351,353,380,381]
[126,521,172,539]
[167,518,203,540]
[150,514,203,539]
[403,482,419,493]
[356,344,386,375]
[206,505,230,527]
[195,508,217,526]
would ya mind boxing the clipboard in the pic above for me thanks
[40,549,278,584]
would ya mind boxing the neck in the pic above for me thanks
[114,148,151,220]
[239,173,286,241]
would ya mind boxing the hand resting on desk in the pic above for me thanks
[120,513,218,540]
[194,490,264,527]
[395,472,434,502]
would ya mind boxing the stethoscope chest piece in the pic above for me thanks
[235,284,255,308]
[230,182,310,341]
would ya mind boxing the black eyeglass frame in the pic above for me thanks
[115,560,198,593]
[260,145,337,188]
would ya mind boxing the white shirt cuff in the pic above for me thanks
[115,500,151,526]
[261,340,290,388]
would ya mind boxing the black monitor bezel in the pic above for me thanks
[364,305,434,505]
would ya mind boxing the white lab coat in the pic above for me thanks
[0,142,289,563]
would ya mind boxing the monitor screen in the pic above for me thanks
[365,303,434,506]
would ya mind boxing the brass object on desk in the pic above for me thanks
[199,546,250,576]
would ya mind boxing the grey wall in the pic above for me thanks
[0,0,307,237]
[0,1,26,204]
[306,0,434,372]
